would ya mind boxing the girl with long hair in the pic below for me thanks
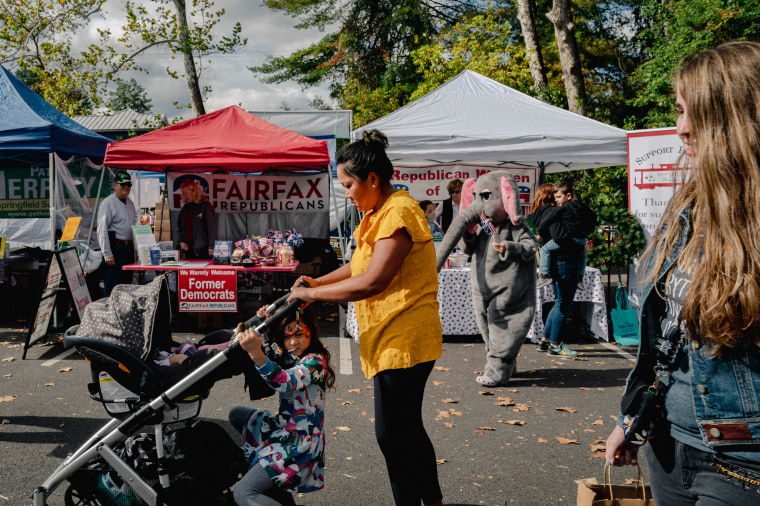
[230,307,335,506]
[606,41,760,503]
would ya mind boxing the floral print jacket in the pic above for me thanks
[241,353,327,493]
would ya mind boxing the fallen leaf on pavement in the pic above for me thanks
[44,383,55,387]
[494,397,515,406]
[473,430,484,435]
[347,388,361,393]
[432,381,445,385]
[436,458,449,465]
[434,366,450,371]
[513,404,530,412]
[508,389,519,393]
[592,419,604,425]
[478,391,494,396]
[443,422,454,428]
[556,407,577,413]
[500,420,525,426]
[2,419,10,424]
[477,427,496,431]
[334,426,351,431]
[537,438,548,443]
[556,437,579,444]
[341,401,350,406]
[59,367,73,373]
[2,357,14,362]
[441,398,459,404]
[589,443,605,452]
[0,395,20,403]
[436,410,451,419]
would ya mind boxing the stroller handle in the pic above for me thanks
[242,292,291,329]
[227,297,303,355]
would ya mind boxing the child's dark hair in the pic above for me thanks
[337,129,393,183]
[419,200,434,211]
[274,307,336,390]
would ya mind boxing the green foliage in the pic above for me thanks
[587,203,646,271]
[106,78,153,113]
[1,0,107,115]
[630,0,760,129]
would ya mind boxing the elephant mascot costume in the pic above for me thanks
[436,171,538,387]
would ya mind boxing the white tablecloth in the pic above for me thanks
[346,266,608,341]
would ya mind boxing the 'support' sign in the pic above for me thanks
[167,173,329,214]
[178,268,237,312]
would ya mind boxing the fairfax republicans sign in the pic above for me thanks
[167,173,329,214]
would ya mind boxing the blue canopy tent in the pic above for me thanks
[0,64,111,250]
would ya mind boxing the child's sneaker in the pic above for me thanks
[538,339,551,352]
[536,275,552,290]
[548,343,578,357]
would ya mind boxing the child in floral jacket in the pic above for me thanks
[230,307,336,506]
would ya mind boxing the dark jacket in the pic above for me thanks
[175,200,218,253]
[441,198,454,233]
[622,204,760,449]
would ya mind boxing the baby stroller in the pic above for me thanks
[32,275,301,506]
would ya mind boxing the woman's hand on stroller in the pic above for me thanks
[239,327,267,366]
[289,276,316,306]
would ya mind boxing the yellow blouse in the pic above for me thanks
[351,190,443,378]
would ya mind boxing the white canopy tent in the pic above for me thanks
[357,70,627,175]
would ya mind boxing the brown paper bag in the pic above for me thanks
[577,464,655,506]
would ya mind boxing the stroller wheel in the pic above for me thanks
[64,483,104,506]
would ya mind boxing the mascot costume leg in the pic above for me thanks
[436,172,538,387]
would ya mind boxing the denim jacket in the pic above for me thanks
[622,204,760,449]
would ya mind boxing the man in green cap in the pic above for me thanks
[97,170,137,296]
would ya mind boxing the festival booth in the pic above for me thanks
[0,64,111,251]
[0,65,111,341]
[346,70,628,340]
[103,105,332,312]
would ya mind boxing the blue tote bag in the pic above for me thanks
[610,286,640,345]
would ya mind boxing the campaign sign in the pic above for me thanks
[178,268,238,312]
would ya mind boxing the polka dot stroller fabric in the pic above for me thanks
[76,275,173,361]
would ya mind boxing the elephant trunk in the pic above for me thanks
[435,205,481,271]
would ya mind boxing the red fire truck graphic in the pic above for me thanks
[633,163,686,190]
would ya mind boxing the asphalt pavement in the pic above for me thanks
[1,302,649,506]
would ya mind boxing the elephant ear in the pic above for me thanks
[460,178,477,211]
[500,176,522,225]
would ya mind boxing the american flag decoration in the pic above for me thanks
[480,213,495,235]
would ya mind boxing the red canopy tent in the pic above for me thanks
[103,105,330,172]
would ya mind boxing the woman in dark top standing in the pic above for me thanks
[176,179,217,260]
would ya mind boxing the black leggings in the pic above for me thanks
[374,360,442,506]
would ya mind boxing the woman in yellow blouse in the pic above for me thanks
[289,130,443,506]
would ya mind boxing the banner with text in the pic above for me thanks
[391,164,539,211]
[167,173,329,214]
[0,165,109,219]
[178,268,238,312]
[627,128,690,308]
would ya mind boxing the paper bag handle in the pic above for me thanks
[603,462,648,501]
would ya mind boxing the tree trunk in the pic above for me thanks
[172,0,206,116]
[516,0,548,98]
[547,0,586,115]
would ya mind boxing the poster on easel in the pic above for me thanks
[23,247,92,359]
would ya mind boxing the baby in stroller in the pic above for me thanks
[230,306,336,506]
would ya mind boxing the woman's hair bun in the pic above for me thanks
[362,129,389,148]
